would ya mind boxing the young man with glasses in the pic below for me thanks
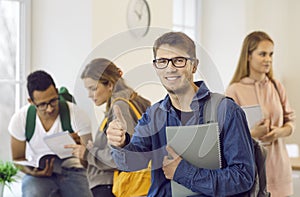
[8,70,93,197]
[106,32,255,196]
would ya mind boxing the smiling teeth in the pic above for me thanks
[166,77,178,80]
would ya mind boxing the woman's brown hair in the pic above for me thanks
[81,58,122,86]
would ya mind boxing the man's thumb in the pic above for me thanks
[113,105,125,123]
[166,145,178,158]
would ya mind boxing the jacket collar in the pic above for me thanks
[159,81,210,112]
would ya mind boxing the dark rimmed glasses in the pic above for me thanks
[153,56,194,69]
[34,97,59,111]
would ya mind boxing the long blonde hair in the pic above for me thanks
[230,31,274,85]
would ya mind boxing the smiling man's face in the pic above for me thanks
[154,44,197,95]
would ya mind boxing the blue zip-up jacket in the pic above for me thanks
[111,81,255,196]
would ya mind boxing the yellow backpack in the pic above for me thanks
[99,97,151,197]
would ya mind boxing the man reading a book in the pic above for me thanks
[106,31,256,196]
[8,70,92,197]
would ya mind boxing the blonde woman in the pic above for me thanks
[226,31,296,197]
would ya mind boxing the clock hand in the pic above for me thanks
[138,2,145,15]
[134,10,142,20]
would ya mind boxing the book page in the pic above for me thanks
[14,154,63,174]
[13,153,54,168]
[13,160,38,168]
[43,132,76,159]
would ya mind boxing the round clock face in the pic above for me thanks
[127,0,151,37]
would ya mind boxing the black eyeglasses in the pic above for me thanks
[34,97,59,111]
[153,57,194,69]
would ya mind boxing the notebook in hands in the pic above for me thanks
[166,123,221,197]
[241,105,262,129]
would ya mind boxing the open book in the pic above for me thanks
[14,132,76,174]
[14,154,64,174]
[166,123,221,197]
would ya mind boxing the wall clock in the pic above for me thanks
[127,0,151,38]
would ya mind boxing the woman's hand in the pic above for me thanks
[250,119,270,139]
[259,125,281,143]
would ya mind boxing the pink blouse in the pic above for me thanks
[226,77,296,197]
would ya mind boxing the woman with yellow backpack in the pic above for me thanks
[65,58,151,197]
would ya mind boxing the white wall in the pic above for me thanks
[31,0,93,91]
[200,0,300,145]
[200,0,247,88]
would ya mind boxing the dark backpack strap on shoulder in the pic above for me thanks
[59,99,74,133]
[59,86,76,104]
[58,86,75,133]
[203,92,225,124]
[26,105,37,142]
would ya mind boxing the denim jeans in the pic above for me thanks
[22,167,92,197]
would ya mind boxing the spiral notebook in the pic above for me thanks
[166,122,221,197]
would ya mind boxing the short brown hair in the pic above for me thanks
[153,32,196,59]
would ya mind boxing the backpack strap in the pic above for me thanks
[25,105,37,142]
[270,79,284,113]
[59,99,74,133]
[112,97,142,119]
[203,92,225,124]
[99,97,141,132]
[59,86,76,104]
[58,86,75,133]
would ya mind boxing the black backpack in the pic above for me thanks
[203,93,270,197]
[25,87,76,142]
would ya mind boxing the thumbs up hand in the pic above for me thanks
[162,145,182,180]
[107,105,127,147]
